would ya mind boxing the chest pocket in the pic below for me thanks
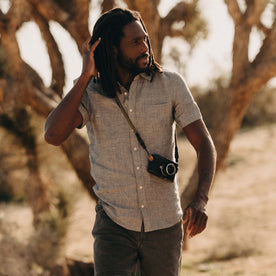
[143,102,173,132]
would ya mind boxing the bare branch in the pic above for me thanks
[33,12,65,97]
[101,0,115,13]
[27,0,69,23]
[256,20,270,35]
[124,0,160,11]
[161,1,197,37]
[246,0,269,26]
[224,0,242,23]
[0,0,32,32]
[27,0,90,53]
[251,19,276,73]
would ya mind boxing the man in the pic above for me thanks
[45,8,216,276]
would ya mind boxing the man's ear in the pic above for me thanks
[113,45,118,58]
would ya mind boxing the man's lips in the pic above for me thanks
[137,54,149,63]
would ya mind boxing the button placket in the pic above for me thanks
[128,80,146,213]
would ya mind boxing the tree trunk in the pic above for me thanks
[61,132,97,200]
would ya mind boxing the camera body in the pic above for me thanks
[147,154,178,182]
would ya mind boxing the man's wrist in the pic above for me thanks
[189,192,208,212]
[80,71,93,80]
[194,191,208,204]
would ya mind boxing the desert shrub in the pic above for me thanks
[242,86,276,127]
[0,131,28,202]
[191,78,228,131]
[193,78,276,130]
[202,205,262,263]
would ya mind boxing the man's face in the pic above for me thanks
[115,20,149,74]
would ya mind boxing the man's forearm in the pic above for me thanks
[193,136,217,208]
[44,73,91,145]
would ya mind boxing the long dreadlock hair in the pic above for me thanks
[89,8,163,98]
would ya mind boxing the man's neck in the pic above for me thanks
[116,66,137,91]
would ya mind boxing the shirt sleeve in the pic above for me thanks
[172,72,202,128]
[73,78,90,128]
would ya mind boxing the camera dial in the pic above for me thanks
[160,163,177,176]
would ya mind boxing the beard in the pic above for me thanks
[117,50,149,74]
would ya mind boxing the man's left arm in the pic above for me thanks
[182,119,217,238]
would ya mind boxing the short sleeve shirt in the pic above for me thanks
[78,70,202,232]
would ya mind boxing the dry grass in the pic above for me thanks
[180,123,276,275]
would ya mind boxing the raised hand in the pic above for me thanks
[81,37,101,77]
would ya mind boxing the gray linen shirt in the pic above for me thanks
[78,70,202,232]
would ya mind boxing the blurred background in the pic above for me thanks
[0,0,276,275]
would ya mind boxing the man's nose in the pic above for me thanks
[140,40,148,53]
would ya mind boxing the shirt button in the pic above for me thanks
[141,205,144,208]
[129,109,133,113]
[139,186,143,190]
[136,166,140,170]
[134,147,137,151]
[124,92,128,96]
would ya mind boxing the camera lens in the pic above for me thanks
[166,163,176,176]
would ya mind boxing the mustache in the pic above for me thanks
[136,53,149,61]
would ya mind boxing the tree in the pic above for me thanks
[0,0,96,206]
[213,0,276,170]
[180,0,276,222]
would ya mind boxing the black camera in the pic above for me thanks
[147,154,178,182]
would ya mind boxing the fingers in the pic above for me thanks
[90,37,101,52]
[189,212,207,238]
[183,206,208,239]
[182,207,190,224]
[81,37,101,77]
[83,37,101,53]
[82,38,91,53]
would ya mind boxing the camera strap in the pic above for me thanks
[115,94,178,163]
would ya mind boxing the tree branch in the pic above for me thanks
[161,1,195,37]
[27,0,69,23]
[250,19,276,78]
[0,0,32,32]
[224,0,242,24]
[256,20,270,35]
[124,0,160,12]
[101,0,115,13]
[245,0,269,26]
[33,11,65,97]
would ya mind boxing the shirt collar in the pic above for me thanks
[117,72,153,92]
[137,72,152,81]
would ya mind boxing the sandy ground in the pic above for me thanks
[0,123,275,276]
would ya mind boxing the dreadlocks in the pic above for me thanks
[89,8,163,98]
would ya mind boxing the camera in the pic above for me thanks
[147,154,178,182]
